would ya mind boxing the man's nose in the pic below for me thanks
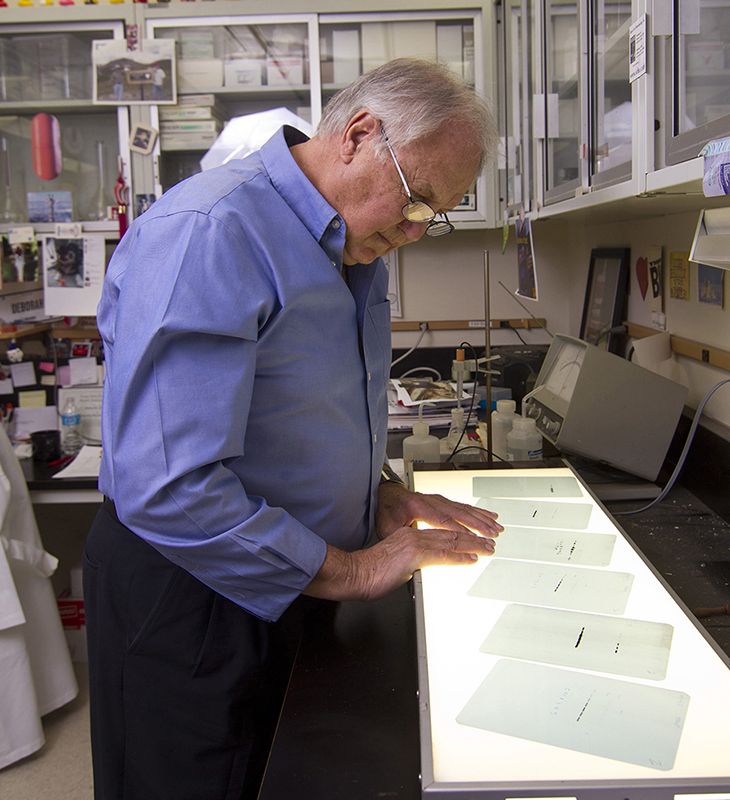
[398,219,429,243]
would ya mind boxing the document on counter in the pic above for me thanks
[52,445,102,479]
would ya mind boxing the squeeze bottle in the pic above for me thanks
[491,399,519,461]
[403,404,441,468]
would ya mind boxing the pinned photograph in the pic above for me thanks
[92,39,176,105]
[129,124,158,155]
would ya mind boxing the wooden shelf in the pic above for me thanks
[626,322,730,373]
[391,318,547,332]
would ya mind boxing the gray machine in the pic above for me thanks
[524,334,688,481]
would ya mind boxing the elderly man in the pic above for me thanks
[84,58,502,800]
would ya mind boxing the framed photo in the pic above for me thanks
[129,124,158,155]
[92,39,177,105]
[580,247,630,352]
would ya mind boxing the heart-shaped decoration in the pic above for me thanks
[636,256,649,300]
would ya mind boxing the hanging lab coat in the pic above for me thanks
[0,427,78,770]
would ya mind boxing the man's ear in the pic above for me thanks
[340,111,379,163]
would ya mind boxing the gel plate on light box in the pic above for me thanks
[475,497,593,529]
[492,526,616,566]
[456,659,689,771]
[468,559,634,614]
[481,604,673,680]
[473,474,583,498]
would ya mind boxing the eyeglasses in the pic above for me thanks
[380,124,455,237]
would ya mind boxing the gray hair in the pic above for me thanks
[315,58,497,171]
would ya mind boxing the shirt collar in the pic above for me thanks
[260,126,345,270]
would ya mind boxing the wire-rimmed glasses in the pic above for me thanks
[380,124,455,237]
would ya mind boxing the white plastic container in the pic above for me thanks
[506,417,543,461]
[491,399,519,462]
[403,420,441,467]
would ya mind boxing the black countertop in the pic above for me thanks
[20,455,100,493]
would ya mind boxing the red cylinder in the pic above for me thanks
[31,113,62,181]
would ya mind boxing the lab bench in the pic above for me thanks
[258,465,730,800]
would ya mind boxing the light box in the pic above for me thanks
[412,466,730,800]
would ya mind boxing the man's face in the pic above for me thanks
[338,122,481,266]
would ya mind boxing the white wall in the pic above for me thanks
[393,209,730,430]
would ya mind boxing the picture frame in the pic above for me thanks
[580,247,630,352]
[129,124,158,155]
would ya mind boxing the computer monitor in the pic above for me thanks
[524,334,688,481]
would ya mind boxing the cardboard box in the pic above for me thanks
[177,59,224,91]
[225,59,263,88]
[266,57,303,86]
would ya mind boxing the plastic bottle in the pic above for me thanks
[440,406,466,461]
[61,397,83,457]
[506,417,543,461]
[491,399,520,461]
[403,406,441,468]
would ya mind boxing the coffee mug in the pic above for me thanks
[30,429,61,462]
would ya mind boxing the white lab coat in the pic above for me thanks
[0,428,78,769]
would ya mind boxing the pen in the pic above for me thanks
[49,456,75,467]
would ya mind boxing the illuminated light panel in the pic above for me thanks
[413,467,730,798]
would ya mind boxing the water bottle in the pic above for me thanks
[61,397,83,457]
[506,417,543,461]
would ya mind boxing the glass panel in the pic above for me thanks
[545,0,581,194]
[0,29,113,103]
[1,113,120,223]
[319,19,477,107]
[153,23,311,193]
[591,0,631,177]
[677,0,730,135]
[502,0,534,210]
[155,24,310,101]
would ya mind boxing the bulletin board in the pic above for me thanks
[412,466,730,799]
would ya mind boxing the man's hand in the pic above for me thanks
[305,524,495,604]
[376,480,503,541]
[303,481,502,604]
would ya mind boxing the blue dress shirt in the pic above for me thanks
[97,127,391,622]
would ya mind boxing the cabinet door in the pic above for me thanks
[542,0,588,204]
[497,0,535,216]
[147,15,318,195]
[665,0,730,166]
[318,11,489,226]
[0,22,127,227]
[590,0,632,187]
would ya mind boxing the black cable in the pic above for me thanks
[615,378,730,516]
[445,342,480,463]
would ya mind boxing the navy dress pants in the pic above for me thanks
[83,501,327,800]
